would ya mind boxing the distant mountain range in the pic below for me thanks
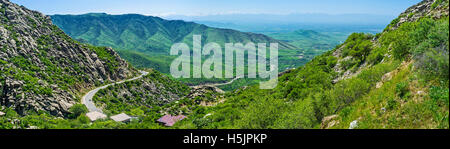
[164,13,394,33]
[164,13,396,25]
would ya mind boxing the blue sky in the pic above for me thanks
[11,0,421,16]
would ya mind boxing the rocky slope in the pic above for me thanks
[322,0,449,128]
[331,0,449,83]
[92,69,191,115]
[0,0,137,117]
[389,0,449,30]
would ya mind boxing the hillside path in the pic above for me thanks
[82,70,149,112]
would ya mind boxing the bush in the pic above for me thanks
[431,0,443,9]
[69,104,88,119]
[395,82,409,98]
[329,78,371,111]
[236,97,288,129]
[367,47,386,65]
[77,115,91,124]
[272,97,317,129]
[429,86,449,107]
[387,98,398,110]
[413,18,449,81]
[342,33,374,59]
[4,108,19,118]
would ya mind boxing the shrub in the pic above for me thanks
[431,0,443,9]
[69,104,88,119]
[342,33,374,59]
[413,18,449,81]
[330,78,370,111]
[429,86,449,107]
[367,47,386,65]
[272,97,317,129]
[340,58,359,70]
[4,108,19,118]
[77,115,91,124]
[387,98,397,110]
[236,97,288,129]
[395,82,409,98]
[339,107,352,119]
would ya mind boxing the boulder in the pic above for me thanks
[321,115,339,129]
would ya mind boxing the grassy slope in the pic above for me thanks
[172,3,449,129]
[267,29,350,69]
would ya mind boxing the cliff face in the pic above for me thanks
[0,0,136,117]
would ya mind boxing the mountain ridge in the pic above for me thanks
[0,0,139,117]
[50,13,301,76]
[51,13,297,53]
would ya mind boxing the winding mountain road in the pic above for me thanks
[195,76,245,87]
[192,65,276,87]
[82,67,274,112]
[82,70,149,112]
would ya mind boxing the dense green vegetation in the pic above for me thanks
[172,16,449,129]
[51,13,303,90]
[1,0,448,129]
[116,50,172,73]
[2,16,447,129]
[92,70,191,116]
[51,13,296,55]
[267,29,349,61]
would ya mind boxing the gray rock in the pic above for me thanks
[27,126,39,129]
[349,120,358,129]
[0,0,136,117]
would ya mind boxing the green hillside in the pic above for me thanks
[51,13,299,69]
[268,29,346,50]
[172,0,449,129]
[267,29,349,64]
[1,0,448,129]
[51,13,305,89]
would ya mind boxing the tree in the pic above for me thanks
[69,104,88,119]
[77,115,91,124]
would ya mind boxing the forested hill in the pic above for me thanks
[175,0,449,129]
[50,13,299,73]
[51,13,296,54]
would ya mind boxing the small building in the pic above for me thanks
[86,111,107,121]
[110,113,132,123]
[157,114,186,127]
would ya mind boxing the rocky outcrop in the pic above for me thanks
[321,115,339,129]
[391,0,449,30]
[187,85,223,100]
[330,0,448,84]
[0,0,136,117]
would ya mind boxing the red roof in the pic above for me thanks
[157,115,186,126]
